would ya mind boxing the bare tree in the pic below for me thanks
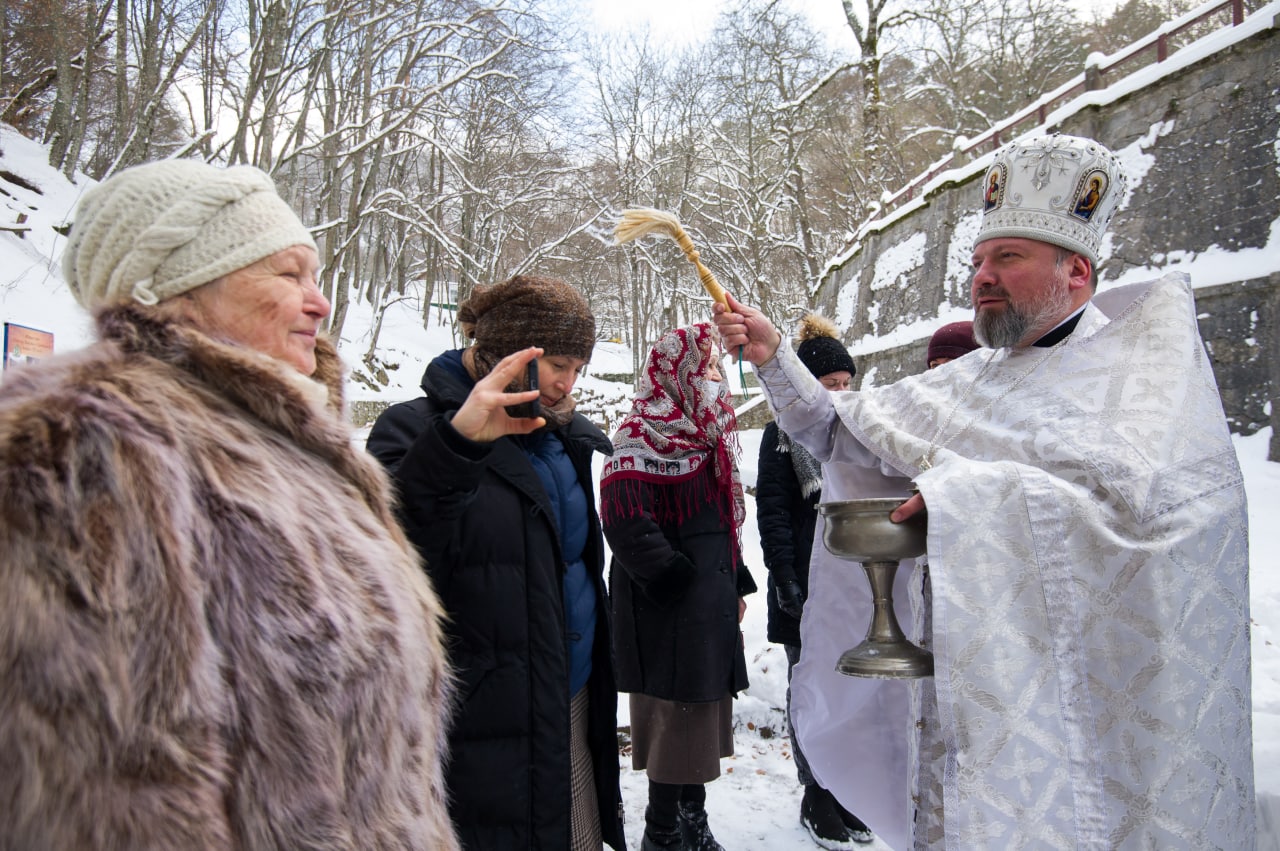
[578,31,715,374]
[2,0,82,134]
[108,0,216,173]
[694,0,843,329]
[42,0,82,173]
[892,0,1084,165]
[838,0,916,188]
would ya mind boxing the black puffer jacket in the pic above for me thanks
[603,467,757,702]
[366,352,624,851]
[756,421,819,647]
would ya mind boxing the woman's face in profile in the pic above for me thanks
[704,358,723,383]
[537,355,588,407]
[186,245,331,375]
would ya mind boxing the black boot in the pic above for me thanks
[800,785,864,850]
[643,781,686,850]
[677,800,725,851]
[640,805,685,850]
[832,793,874,845]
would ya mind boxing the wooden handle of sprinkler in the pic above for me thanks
[672,229,728,307]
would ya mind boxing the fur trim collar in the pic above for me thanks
[94,305,390,519]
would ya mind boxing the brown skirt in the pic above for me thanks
[629,693,734,784]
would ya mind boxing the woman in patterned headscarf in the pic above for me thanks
[599,323,757,851]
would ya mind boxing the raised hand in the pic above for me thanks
[711,292,783,366]
[451,347,545,443]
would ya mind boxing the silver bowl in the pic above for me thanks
[819,498,927,562]
[818,498,933,679]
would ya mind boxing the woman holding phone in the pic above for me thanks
[367,275,624,851]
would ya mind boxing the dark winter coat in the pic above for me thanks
[603,467,758,702]
[756,421,820,647]
[366,353,625,851]
[0,306,457,851]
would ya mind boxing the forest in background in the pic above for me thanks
[0,0,1254,380]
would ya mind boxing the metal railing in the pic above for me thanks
[875,0,1248,216]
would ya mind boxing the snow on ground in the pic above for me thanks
[2,122,1277,848]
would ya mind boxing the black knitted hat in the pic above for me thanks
[795,314,855,379]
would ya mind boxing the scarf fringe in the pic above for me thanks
[600,467,744,568]
[777,428,823,500]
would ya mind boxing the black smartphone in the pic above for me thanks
[527,358,542,418]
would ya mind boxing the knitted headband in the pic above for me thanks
[795,314,855,379]
[458,275,595,366]
[62,159,316,310]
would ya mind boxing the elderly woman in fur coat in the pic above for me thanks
[0,160,458,851]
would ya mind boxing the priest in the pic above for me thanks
[714,133,1255,849]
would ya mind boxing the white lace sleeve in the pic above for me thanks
[754,346,896,475]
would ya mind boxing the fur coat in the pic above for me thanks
[0,305,458,851]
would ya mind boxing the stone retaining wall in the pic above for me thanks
[811,18,1280,459]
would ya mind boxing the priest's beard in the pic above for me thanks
[973,264,1073,348]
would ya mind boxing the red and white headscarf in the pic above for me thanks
[600,323,744,546]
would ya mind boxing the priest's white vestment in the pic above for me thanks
[756,273,1254,849]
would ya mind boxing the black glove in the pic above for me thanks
[776,579,805,619]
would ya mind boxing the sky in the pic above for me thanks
[0,118,1277,847]
[584,0,850,48]
[582,0,1121,51]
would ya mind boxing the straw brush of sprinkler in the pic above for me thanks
[613,208,746,392]
[613,208,728,308]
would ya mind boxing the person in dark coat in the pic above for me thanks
[756,314,873,849]
[366,275,625,851]
[599,323,757,851]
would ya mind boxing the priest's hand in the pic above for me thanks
[712,293,782,365]
[891,493,926,523]
[451,347,545,442]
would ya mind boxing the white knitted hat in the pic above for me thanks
[975,133,1128,263]
[62,159,317,310]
